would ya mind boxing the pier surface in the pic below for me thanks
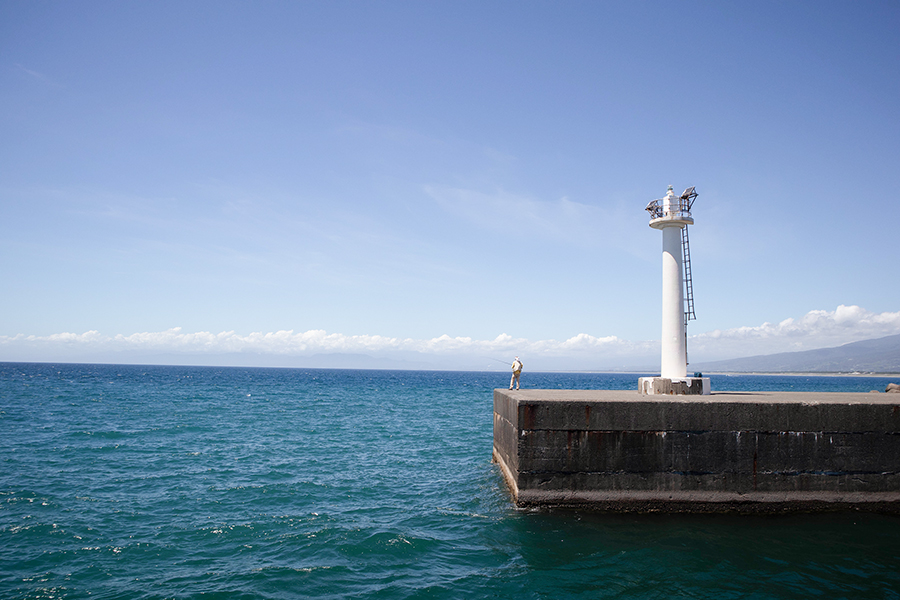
[493,389,900,513]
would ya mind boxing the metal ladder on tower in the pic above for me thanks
[682,225,695,323]
[682,225,696,366]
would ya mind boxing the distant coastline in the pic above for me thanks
[701,371,900,378]
[530,369,900,378]
[1,360,898,378]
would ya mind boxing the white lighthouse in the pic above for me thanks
[639,185,710,395]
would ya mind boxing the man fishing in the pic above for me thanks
[509,356,523,390]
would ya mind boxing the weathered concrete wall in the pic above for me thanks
[493,389,900,513]
[639,376,710,395]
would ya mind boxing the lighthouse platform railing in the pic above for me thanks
[644,198,693,221]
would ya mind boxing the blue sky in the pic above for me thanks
[1,1,899,370]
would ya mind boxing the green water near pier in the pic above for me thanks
[2,363,898,598]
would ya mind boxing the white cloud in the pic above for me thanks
[689,305,900,359]
[15,63,63,88]
[0,327,654,370]
[2,305,897,369]
[0,328,641,357]
[424,186,607,247]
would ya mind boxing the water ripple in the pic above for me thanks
[2,364,899,598]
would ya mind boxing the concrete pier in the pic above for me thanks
[493,389,900,513]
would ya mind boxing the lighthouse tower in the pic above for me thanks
[638,185,710,395]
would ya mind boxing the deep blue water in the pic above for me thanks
[1,363,899,599]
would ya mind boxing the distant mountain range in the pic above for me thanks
[692,333,900,374]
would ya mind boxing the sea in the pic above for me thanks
[2,362,899,599]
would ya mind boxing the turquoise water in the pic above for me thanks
[1,363,899,599]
